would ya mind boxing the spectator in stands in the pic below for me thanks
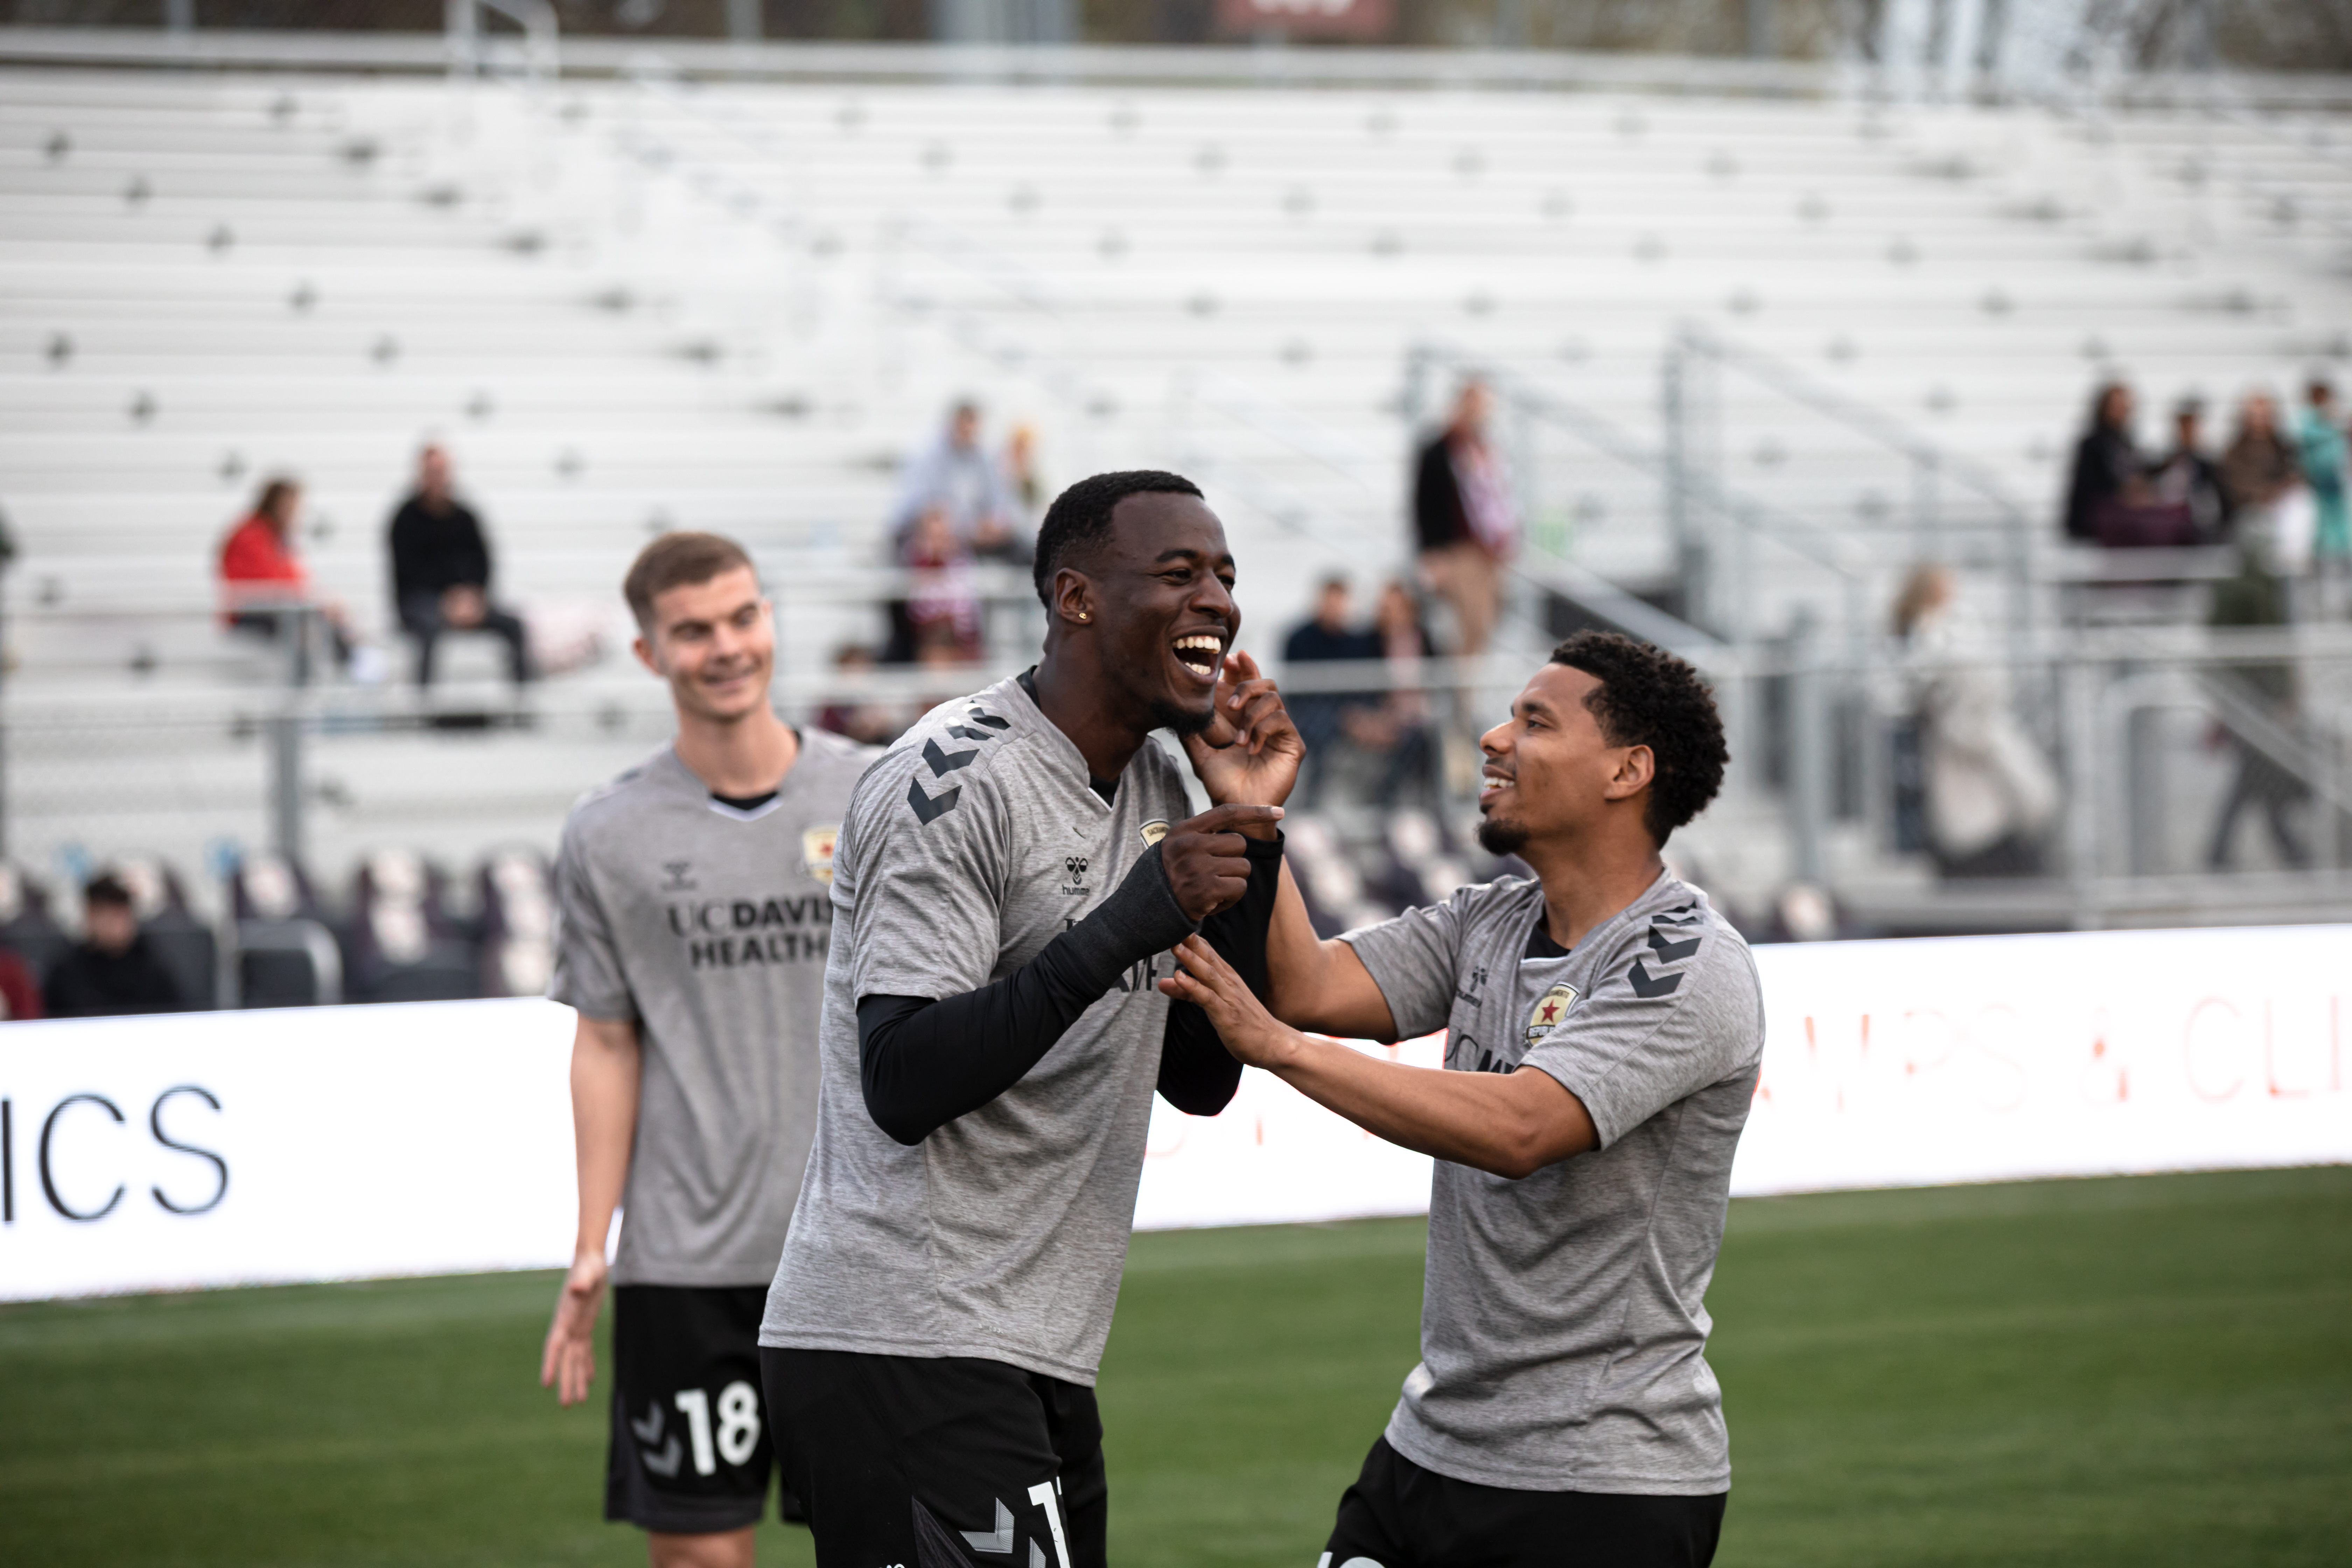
[1413,377,1517,657]
[388,444,533,687]
[1003,422,1044,517]
[2149,398,2232,542]
[892,400,1028,562]
[0,947,41,1021]
[1284,575,1376,803]
[901,503,983,663]
[219,477,359,672]
[2063,381,2146,543]
[1892,565,2058,878]
[43,872,184,1018]
[816,644,903,747]
[1339,579,1441,808]
[2204,530,2309,870]
[2220,392,2300,545]
[2294,379,2351,617]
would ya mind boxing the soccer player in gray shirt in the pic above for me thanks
[758,471,1301,1568]
[1166,632,1760,1568]
[540,532,880,1568]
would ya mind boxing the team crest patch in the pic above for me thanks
[1526,982,1579,1044]
[802,825,840,885]
[1139,820,1170,847]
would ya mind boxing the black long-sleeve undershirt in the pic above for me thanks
[859,833,1282,1145]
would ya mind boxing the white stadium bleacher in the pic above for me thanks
[3,48,2350,953]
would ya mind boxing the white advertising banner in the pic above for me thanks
[1136,922,2352,1226]
[0,999,577,1302]
[1731,923,2351,1193]
[2,925,2347,1301]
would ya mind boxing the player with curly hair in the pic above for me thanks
[1163,630,1757,1568]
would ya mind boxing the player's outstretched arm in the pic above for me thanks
[542,1012,640,1406]
[1162,934,1597,1179]
[1260,860,1402,1041]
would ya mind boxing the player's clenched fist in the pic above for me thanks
[1158,803,1283,923]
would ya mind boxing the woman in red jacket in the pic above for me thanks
[219,477,355,670]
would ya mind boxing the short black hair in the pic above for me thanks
[84,872,133,910]
[1031,470,1204,607]
[1549,631,1728,847]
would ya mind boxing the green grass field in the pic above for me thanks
[3,1166,2347,1567]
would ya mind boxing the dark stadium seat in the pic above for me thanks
[344,848,478,1004]
[475,849,555,999]
[228,852,342,1008]
[141,913,219,1012]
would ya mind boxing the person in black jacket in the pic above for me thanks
[2064,382,2146,542]
[388,444,533,687]
[1412,379,1517,657]
[2150,398,2234,542]
[1284,575,1378,805]
[44,873,184,1018]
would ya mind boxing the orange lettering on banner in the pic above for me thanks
[2184,997,2246,1104]
[2267,1001,2306,1100]
[2260,993,2340,1099]
[2086,1015,2128,1105]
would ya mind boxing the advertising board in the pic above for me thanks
[4,926,2345,1300]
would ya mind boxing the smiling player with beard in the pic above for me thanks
[1163,631,1761,1568]
[758,471,1302,1568]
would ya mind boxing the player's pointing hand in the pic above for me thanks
[1159,803,1282,923]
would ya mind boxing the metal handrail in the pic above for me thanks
[1408,338,1869,649]
[1664,323,2041,640]
[446,0,556,82]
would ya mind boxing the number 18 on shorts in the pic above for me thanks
[607,1284,800,1533]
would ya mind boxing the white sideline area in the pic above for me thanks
[2,922,2346,1302]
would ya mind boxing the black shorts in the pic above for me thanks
[1322,1436,1726,1568]
[760,1345,1106,1568]
[606,1284,805,1534]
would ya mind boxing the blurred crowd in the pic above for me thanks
[0,849,556,1021]
[814,385,1520,816]
[1882,374,2351,884]
[2064,377,2351,619]
[215,442,545,691]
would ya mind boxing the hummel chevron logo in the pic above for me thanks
[965,708,1011,729]
[1628,959,1685,998]
[924,738,979,776]
[960,1498,1016,1554]
[908,776,961,824]
[1645,925,1702,962]
[945,724,998,742]
[629,1402,683,1477]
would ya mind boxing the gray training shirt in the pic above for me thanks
[1341,869,1764,1495]
[760,674,1195,1385]
[550,732,878,1288]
